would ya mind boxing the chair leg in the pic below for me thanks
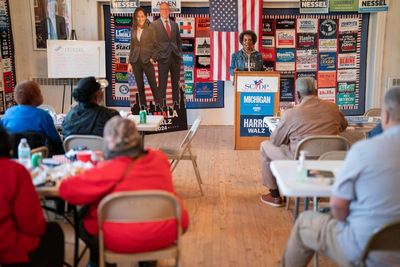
[191,158,203,184]
[285,197,290,210]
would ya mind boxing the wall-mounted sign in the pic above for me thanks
[152,0,181,14]
[358,0,388,13]
[300,0,329,14]
[330,0,359,12]
[110,0,139,14]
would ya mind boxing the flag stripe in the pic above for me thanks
[210,0,262,81]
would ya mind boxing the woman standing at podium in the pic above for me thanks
[127,7,161,107]
[229,30,264,76]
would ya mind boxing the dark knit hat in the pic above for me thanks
[72,77,101,103]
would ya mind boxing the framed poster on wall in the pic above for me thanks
[30,0,72,49]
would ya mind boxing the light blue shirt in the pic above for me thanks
[332,125,400,264]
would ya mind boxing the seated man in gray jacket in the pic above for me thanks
[282,86,400,266]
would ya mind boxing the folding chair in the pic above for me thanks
[63,134,104,151]
[318,150,347,160]
[364,108,381,117]
[31,146,49,158]
[161,116,203,195]
[98,191,182,267]
[358,220,400,267]
[287,135,351,216]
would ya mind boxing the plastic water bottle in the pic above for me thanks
[139,105,147,124]
[297,150,307,182]
[18,138,31,167]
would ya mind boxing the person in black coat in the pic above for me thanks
[62,77,120,138]
[151,2,183,105]
[127,7,161,108]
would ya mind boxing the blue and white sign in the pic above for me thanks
[236,76,279,93]
[115,28,131,43]
[240,92,275,116]
[359,0,388,13]
[240,115,272,137]
[183,53,195,67]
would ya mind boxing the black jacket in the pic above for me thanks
[152,18,182,63]
[62,103,120,138]
[129,22,157,64]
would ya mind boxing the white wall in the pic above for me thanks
[9,0,400,124]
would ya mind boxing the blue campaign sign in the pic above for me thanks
[240,92,275,116]
[240,115,271,137]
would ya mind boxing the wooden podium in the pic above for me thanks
[234,71,280,150]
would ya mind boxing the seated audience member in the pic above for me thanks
[0,80,63,155]
[0,126,64,267]
[59,117,189,267]
[368,122,383,138]
[260,77,348,207]
[62,77,119,138]
[282,87,400,267]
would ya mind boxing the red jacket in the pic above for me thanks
[0,158,46,264]
[59,149,189,253]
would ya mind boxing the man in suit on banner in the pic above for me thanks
[151,1,183,105]
[39,0,67,46]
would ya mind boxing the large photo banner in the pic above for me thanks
[261,12,368,115]
[0,0,16,114]
[104,7,224,133]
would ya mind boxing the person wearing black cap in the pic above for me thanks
[62,77,120,138]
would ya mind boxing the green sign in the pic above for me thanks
[330,0,359,12]
[338,82,356,92]
[185,83,194,95]
[337,93,356,105]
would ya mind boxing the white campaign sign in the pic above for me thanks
[151,0,181,13]
[47,40,106,78]
[237,76,279,93]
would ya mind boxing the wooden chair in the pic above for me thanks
[63,134,104,151]
[287,135,351,216]
[161,116,203,195]
[364,108,381,117]
[358,220,400,267]
[98,191,182,267]
[31,146,49,158]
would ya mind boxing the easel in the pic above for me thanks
[61,29,78,113]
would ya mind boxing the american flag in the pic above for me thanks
[210,0,263,81]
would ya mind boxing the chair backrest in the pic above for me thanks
[11,132,47,158]
[359,220,400,266]
[179,116,202,149]
[63,134,104,151]
[98,191,182,265]
[318,150,347,160]
[364,108,382,117]
[294,135,351,160]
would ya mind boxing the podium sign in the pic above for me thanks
[234,71,280,150]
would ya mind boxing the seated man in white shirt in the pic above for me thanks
[281,86,400,266]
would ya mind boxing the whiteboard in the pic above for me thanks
[47,40,106,78]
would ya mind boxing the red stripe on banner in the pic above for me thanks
[226,32,231,81]
[217,32,223,80]
[241,0,246,31]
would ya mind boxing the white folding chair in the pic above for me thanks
[161,116,203,195]
[364,108,381,117]
[63,134,104,151]
[98,191,182,267]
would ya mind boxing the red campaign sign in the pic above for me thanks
[195,68,212,82]
[115,63,128,72]
[195,17,210,38]
[3,72,14,93]
[262,48,276,61]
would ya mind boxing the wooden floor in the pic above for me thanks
[62,126,337,267]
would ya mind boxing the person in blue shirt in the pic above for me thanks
[229,30,264,77]
[0,81,63,154]
[282,86,400,266]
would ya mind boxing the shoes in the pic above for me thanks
[260,193,284,207]
[139,261,158,267]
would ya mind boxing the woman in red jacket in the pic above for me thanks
[0,126,64,267]
[59,117,189,267]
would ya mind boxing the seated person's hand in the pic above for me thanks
[150,58,157,64]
